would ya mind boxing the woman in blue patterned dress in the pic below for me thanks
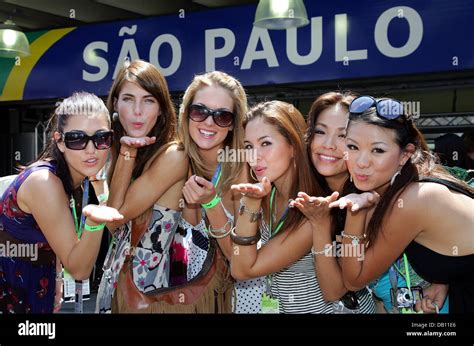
[0,92,122,313]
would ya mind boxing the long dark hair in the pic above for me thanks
[347,102,474,246]
[32,92,110,196]
[245,101,323,233]
[305,91,357,236]
[107,60,176,181]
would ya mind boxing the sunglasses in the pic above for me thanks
[61,130,113,150]
[349,96,404,120]
[188,104,234,128]
[340,291,360,310]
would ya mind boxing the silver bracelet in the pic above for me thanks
[311,244,333,256]
[340,231,366,246]
[239,197,263,223]
[55,270,64,281]
[208,219,233,239]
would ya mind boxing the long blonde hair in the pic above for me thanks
[177,71,247,194]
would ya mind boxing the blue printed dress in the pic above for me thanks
[0,162,57,313]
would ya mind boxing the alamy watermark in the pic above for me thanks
[18,320,55,339]
[0,241,38,261]
[317,241,365,261]
[217,146,257,163]
[378,100,421,119]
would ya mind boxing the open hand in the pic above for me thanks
[290,191,339,223]
[328,191,380,212]
[82,205,124,224]
[120,136,156,148]
[231,177,272,200]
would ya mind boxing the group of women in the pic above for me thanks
[0,60,472,314]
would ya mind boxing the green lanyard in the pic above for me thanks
[392,253,411,290]
[264,185,289,305]
[69,177,89,240]
[268,186,289,238]
[70,197,83,239]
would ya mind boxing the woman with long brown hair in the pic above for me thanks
[96,60,189,313]
[230,100,330,313]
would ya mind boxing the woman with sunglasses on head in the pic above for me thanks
[96,60,189,313]
[177,71,265,313]
[331,96,474,313]
[0,92,123,313]
[291,92,375,314]
[230,101,332,313]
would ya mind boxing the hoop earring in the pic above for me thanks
[250,168,258,181]
[112,111,119,122]
[390,169,402,186]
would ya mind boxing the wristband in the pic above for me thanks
[230,227,261,246]
[201,194,221,209]
[84,222,106,232]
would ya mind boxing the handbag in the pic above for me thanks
[113,212,234,313]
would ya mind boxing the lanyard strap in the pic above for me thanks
[211,163,222,187]
[392,253,411,290]
[68,177,89,314]
[269,186,289,238]
[70,177,89,240]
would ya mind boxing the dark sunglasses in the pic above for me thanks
[340,291,360,310]
[349,96,404,120]
[188,104,234,128]
[61,130,113,150]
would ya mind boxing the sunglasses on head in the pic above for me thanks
[340,291,360,310]
[349,96,404,120]
[61,130,113,150]
[188,104,234,128]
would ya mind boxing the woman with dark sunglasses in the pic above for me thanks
[176,71,265,313]
[330,96,474,313]
[96,60,189,313]
[0,92,123,313]
[291,91,375,313]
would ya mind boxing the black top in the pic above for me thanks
[404,176,474,313]
[405,241,474,313]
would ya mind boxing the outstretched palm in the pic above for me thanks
[82,205,124,223]
[120,136,156,148]
[328,191,380,212]
[291,191,339,223]
[231,177,272,200]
